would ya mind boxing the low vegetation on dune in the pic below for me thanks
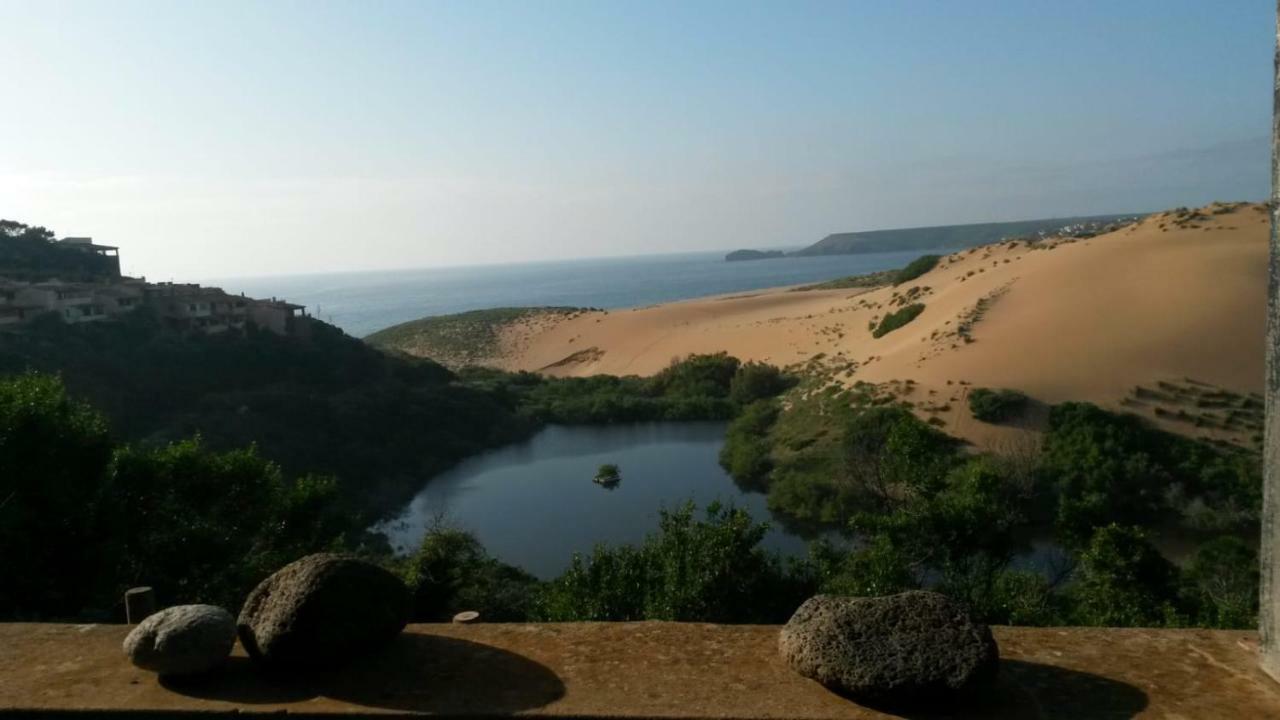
[871,303,926,338]
[892,254,941,285]
[968,387,1030,423]
[791,251,940,292]
[365,306,583,368]
[792,268,897,292]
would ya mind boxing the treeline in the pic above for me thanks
[719,393,1261,628]
[461,354,793,424]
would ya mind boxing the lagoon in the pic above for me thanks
[376,422,816,579]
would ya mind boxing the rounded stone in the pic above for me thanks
[237,553,410,668]
[779,592,999,705]
[122,604,236,676]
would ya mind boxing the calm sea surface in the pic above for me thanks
[374,422,824,578]
[208,248,934,338]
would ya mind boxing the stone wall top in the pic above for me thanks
[2,622,1279,718]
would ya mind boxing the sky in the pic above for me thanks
[0,0,1273,280]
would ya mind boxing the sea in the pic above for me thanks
[208,248,935,339]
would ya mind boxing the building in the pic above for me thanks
[11,280,110,324]
[55,237,121,279]
[249,298,310,337]
[143,283,253,334]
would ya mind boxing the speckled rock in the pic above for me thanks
[122,604,235,676]
[779,592,998,705]
[237,553,410,668]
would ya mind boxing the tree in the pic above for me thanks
[1070,524,1183,627]
[840,405,957,507]
[105,438,356,610]
[0,373,114,618]
[402,527,538,622]
[537,502,814,623]
[1182,536,1258,629]
[728,362,791,405]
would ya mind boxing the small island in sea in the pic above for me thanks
[724,249,786,262]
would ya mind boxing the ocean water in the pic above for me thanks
[208,248,935,338]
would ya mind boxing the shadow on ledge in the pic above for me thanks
[163,632,565,714]
[841,660,1149,720]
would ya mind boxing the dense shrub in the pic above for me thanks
[648,353,740,398]
[467,354,789,426]
[893,254,941,285]
[968,387,1029,423]
[1042,402,1260,547]
[401,527,538,622]
[536,502,815,623]
[1181,536,1258,629]
[1068,524,1183,627]
[719,399,779,487]
[871,303,925,338]
[729,362,793,406]
[0,373,114,618]
[840,405,959,507]
[0,374,362,619]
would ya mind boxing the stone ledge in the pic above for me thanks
[2,622,1279,718]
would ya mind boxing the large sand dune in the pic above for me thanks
[456,203,1269,445]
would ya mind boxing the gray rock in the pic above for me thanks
[779,592,998,705]
[237,553,410,668]
[123,604,236,676]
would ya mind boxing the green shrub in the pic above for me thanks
[0,373,362,619]
[719,400,779,487]
[1181,536,1258,629]
[893,254,941,285]
[871,303,925,338]
[968,387,1029,423]
[1068,524,1183,627]
[536,502,814,623]
[1042,402,1260,547]
[402,527,538,622]
[0,373,114,618]
[728,362,793,405]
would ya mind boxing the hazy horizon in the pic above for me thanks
[1,1,1271,281]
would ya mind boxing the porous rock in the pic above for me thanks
[779,591,998,705]
[237,553,410,667]
[123,604,236,676]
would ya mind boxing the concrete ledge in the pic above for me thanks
[2,622,1279,718]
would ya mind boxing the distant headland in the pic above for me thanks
[724,213,1143,261]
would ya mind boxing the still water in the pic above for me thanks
[376,422,816,579]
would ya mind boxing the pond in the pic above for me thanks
[375,422,818,579]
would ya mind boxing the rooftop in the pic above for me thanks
[3,622,1279,718]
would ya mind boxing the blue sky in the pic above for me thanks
[0,1,1272,278]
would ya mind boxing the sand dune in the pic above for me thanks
[477,202,1267,445]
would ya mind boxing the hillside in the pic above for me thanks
[383,202,1266,448]
[0,310,533,517]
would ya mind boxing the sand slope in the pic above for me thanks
[468,203,1267,445]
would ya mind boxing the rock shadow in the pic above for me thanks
[832,660,1149,719]
[159,656,318,705]
[162,632,565,715]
